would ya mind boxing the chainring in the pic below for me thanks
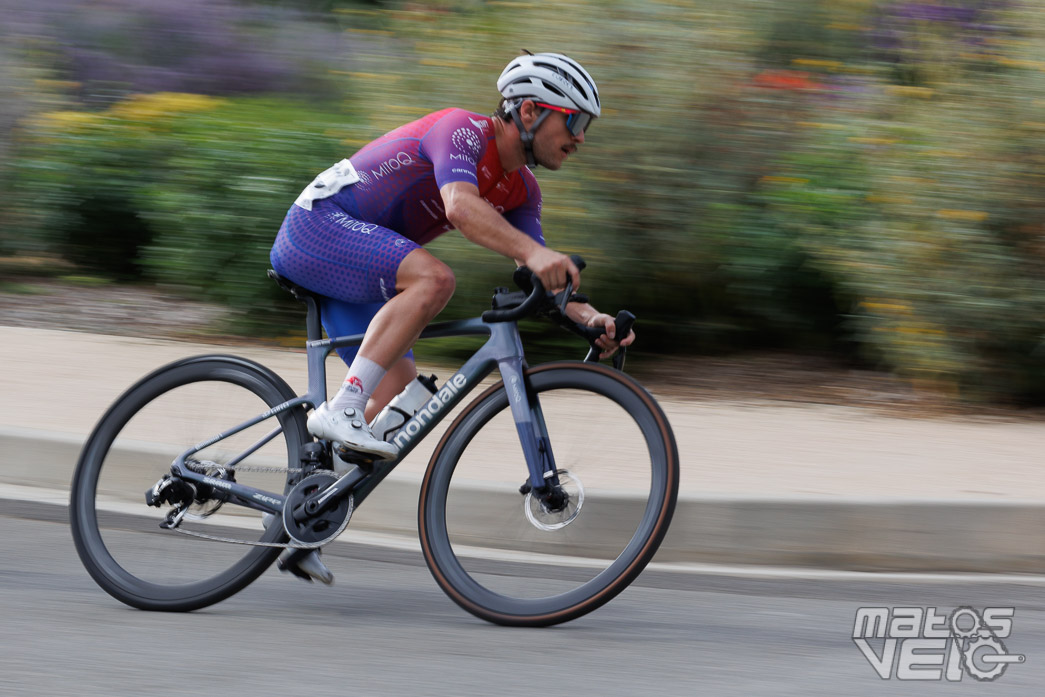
[282,472,354,547]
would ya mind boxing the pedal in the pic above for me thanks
[278,548,334,585]
[332,444,377,467]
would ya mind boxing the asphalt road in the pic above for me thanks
[4,500,1045,697]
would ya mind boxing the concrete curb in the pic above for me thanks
[4,428,1044,574]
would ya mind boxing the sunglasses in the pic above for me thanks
[536,102,593,136]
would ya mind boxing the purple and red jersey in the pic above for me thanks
[333,108,544,246]
[270,108,545,363]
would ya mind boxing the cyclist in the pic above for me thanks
[269,52,634,581]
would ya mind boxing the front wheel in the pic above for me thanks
[418,362,679,626]
[69,355,309,611]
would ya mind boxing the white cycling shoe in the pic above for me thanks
[307,403,398,461]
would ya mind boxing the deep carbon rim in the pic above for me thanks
[69,356,306,611]
[418,362,678,626]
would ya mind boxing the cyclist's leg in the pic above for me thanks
[270,204,434,581]
[320,297,417,421]
[369,356,418,422]
[354,247,455,375]
[323,248,453,431]
[271,201,453,450]
[323,249,454,457]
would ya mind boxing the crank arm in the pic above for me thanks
[294,465,368,523]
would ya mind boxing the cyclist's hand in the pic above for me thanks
[588,312,636,359]
[524,247,581,294]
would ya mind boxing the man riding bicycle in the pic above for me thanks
[269,52,634,581]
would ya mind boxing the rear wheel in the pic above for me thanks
[418,362,679,626]
[70,356,308,611]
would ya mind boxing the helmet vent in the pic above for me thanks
[542,83,566,99]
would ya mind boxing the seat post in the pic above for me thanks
[304,296,322,343]
[267,270,325,344]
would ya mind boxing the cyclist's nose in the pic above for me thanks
[573,129,585,145]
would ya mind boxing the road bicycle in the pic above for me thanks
[69,258,679,626]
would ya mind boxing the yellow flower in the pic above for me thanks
[109,92,225,121]
[792,58,842,70]
[936,210,989,222]
[885,85,935,99]
[37,110,102,130]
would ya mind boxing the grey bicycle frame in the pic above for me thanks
[167,316,558,518]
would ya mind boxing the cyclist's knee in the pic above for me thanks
[427,262,456,301]
[418,265,455,316]
[400,252,455,302]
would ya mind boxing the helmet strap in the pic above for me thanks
[508,101,551,167]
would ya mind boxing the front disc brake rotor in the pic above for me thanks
[524,469,584,531]
[282,472,354,547]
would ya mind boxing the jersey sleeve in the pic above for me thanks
[420,110,488,188]
[503,168,544,246]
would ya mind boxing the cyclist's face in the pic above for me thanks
[533,111,585,171]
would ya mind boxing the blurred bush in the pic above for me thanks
[6,0,1045,401]
[13,93,353,331]
[0,0,357,256]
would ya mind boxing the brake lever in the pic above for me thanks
[612,310,635,370]
[557,280,573,317]
[583,310,636,370]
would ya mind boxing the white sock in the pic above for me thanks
[330,356,386,413]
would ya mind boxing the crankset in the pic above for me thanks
[282,472,354,547]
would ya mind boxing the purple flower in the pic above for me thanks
[2,0,356,104]
[867,0,1015,65]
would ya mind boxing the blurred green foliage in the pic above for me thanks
[12,93,352,331]
[5,0,1045,402]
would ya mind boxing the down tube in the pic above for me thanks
[349,351,497,506]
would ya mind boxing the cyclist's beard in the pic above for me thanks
[531,137,564,171]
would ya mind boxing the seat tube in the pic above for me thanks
[497,357,553,490]
[304,340,330,407]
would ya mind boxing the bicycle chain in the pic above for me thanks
[188,463,306,475]
[167,492,355,549]
[165,460,331,549]
[169,525,324,549]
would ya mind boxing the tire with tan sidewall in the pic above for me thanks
[418,362,679,627]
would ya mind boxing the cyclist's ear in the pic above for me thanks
[518,99,540,126]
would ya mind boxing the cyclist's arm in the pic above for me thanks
[565,301,636,358]
[440,180,580,292]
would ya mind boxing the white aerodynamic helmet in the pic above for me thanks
[497,52,601,119]
[497,52,600,166]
